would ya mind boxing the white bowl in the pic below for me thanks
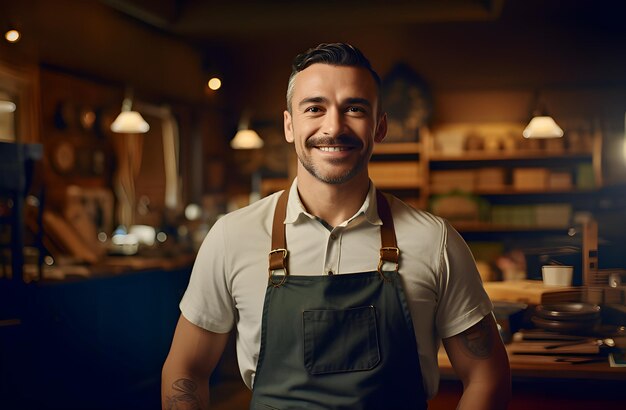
[542,265,573,287]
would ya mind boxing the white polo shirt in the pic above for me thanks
[180,179,492,399]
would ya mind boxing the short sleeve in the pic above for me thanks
[435,220,493,339]
[179,217,235,333]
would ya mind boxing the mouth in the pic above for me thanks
[307,136,363,153]
[317,146,352,152]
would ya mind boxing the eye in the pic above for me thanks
[304,106,322,113]
[346,106,367,115]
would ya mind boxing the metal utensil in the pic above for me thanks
[545,338,615,350]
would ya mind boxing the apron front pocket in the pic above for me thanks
[302,305,380,375]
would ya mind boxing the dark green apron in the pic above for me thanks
[250,191,427,410]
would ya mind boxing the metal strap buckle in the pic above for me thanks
[377,246,399,281]
[268,248,288,287]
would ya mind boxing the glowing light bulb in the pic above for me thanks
[5,29,20,43]
[208,77,222,91]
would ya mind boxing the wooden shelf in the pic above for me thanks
[373,181,423,190]
[373,142,422,155]
[429,187,598,196]
[429,150,592,162]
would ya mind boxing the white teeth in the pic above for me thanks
[319,146,346,152]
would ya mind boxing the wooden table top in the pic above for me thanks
[438,342,626,380]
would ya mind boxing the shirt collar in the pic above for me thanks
[284,178,383,227]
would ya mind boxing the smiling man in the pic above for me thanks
[162,43,511,410]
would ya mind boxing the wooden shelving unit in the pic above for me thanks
[258,120,603,233]
[429,151,593,162]
[372,142,422,155]
[370,138,428,209]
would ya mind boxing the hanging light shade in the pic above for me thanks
[231,111,263,149]
[523,90,564,139]
[111,90,150,134]
[231,129,264,149]
[523,115,564,139]
[111,110,150,133]
[0,100,16,113]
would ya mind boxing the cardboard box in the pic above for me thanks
[430,193,481,221]
[491,205,534,226]
[369,162,420,188]
[513,168,549,191]
[548,171,573,190]
[534,204,572,227]
[476,167,506,190]
[431,170,475,193]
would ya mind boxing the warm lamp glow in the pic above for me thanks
[5,29,20,43]
[111,92,150,134]
[111,110,150,133]
[0,100,16,113]
[523,115,564,139]
[208,77,222,90]
[231,129,263,149]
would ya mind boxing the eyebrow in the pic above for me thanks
[298,96,328,108]
[298,96,373,109]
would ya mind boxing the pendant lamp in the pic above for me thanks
[523,91,563,139]
[111,88,150,134]
[231,113,263,149]
[0,100,16,113]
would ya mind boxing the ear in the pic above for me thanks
[374,113,387,143]
[284,110,294,143]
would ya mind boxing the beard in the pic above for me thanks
[297,135,370,185]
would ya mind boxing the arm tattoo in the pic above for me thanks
[164,378,203,410]
[458,318,494,359]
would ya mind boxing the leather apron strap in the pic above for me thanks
[268,189,399,283]
[268,189,289,285]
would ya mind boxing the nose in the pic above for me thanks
[321,108,344,137]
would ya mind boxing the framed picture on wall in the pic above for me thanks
[381,63,433,143]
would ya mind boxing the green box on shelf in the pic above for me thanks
[576,163,595,190]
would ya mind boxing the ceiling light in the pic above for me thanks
[523,115,564,139]
[231,112,263,149]
[231,129,263,149]
[111,110,150,133]
[208,77,222,91]
[4,29,20,43]
[0,100,16,113]
[523,91,563,139]
[111,89,150,133]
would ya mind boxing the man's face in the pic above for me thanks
[284,63,386,185]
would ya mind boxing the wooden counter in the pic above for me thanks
[20,253,196,283]
[434,343,626,410]
[438,343,626,381]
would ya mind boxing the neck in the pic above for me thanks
[296,169,370,227]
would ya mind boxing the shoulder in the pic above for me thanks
[387,195,447,236]
[195,191,284,273]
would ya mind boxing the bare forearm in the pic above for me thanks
[161,316,230,409]
[162,367,210,410]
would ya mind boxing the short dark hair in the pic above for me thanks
[286,43,382,114]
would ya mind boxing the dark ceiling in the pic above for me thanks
[97,0,626,53]
[99,0,509,42]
